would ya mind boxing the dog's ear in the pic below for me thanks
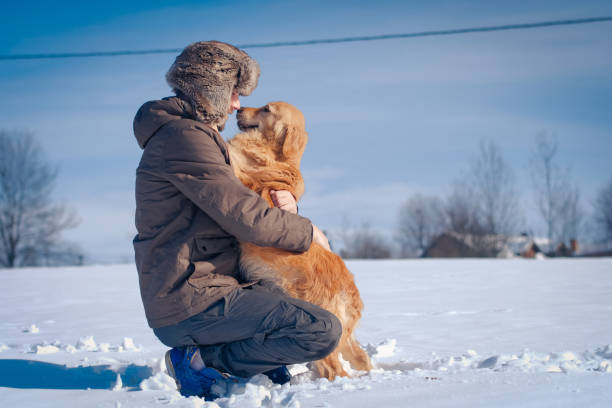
[281,125,308,161]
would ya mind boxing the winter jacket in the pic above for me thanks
[133,96,313,328]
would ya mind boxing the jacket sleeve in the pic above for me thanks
[161,125,313,252]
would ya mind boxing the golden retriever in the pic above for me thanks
[226,102,372,380]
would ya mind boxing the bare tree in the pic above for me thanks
[437,141,521,257]
[469,140,522,236]
[593,178,612,246]
[530,132,583,248]
[530,133,563,246]
[442,181,503,257]
[444,181,484,235]
[557,185,583,246]
[340,222,392,259]
[0,130,80,268]
[397,193,444,256]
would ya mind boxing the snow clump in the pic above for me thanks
[405,345,612,374]
[99,343,111,352]
[122,337,141,351]
[26,340,63,354]
[212,375,278,408]
[111,373,123,391]
[76,335,98,351]
[64,344,78,353]
[140,371,177,391]
[365,338,397,359]
[35,344,60,354]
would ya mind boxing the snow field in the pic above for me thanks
[4,335,142,355]
[0,258,611,407]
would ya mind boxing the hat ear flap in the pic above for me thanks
[281,125,308,162]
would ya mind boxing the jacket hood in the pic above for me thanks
[133,96,195,149]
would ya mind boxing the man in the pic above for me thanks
[133,41,341,398]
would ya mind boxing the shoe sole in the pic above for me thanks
[165,350,182,392]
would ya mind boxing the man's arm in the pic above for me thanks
[162,126,313,252]
[270,189,331,251]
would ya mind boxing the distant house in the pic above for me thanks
[423,232,506,258]
[503,234,550,259]
[423,232,552,259]
[547,239,580,258]
[422,232,481,258]
[568,241,612,257]
[522,242,542,258]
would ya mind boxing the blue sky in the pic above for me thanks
[1,1,611,261]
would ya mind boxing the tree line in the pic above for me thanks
[340,134,612,258]
[2,129,611,265]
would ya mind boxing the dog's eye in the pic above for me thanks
[262,105,271,113]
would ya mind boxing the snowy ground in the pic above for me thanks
[1,258,611,407]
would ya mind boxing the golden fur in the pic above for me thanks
[226,102,372,380]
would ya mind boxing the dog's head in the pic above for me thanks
[236,102,308,162]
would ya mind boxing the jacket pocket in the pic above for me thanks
[192,235,237,261]
[188,235,240,290]
[187,272,238,290]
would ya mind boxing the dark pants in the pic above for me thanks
[153,285,342,377]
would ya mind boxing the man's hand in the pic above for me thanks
[312,225,331,251]
[270,190,298,214]
[270,190,330,251]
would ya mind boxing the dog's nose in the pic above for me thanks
[237,108,244,114]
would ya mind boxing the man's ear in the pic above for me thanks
[282,125,308,161]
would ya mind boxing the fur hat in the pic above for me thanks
[166,41,260,129]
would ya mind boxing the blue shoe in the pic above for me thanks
[263,365,291,385]
[165,346,226,398]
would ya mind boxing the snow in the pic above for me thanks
[1,258,611,407]
[34,345,60,355]
[77,335,99,352]
[24,324,40,334]
[365,338,397,359]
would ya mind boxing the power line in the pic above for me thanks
[1,15,611,61]
[240,16,612,48]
